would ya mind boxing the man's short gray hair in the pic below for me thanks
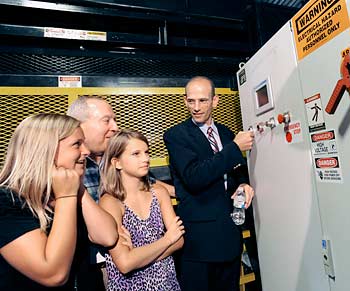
[67,96,103,122]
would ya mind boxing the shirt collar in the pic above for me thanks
[86,155,98,166]
[192,118,218,135]
[86,155,106,171]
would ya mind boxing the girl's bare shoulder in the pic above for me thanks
[100,193,125,216]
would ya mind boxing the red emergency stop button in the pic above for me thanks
[277,114,284,124]
[277,112,291,124]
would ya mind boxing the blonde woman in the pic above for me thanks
[0,113,117,291]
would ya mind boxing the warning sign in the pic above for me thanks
[310,129,338,155]
[238,69,247,85]
[315,156,343,183]
[304,93,326,132]
[292,0,350,60]
[58,76,82,88]
[45,27,107,41]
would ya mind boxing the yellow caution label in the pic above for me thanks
[292,0,349,60]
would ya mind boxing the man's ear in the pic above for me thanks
[212,95,219,108]
[111,157,122,170]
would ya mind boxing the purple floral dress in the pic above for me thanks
[105,189,181,291]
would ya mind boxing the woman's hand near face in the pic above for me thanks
[52,167,80,200]
[1,167,79,287]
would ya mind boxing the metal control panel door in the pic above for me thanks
[293,1,350,289]
[237,22,329,291]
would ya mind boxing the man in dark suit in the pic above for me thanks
[163,76,255,291]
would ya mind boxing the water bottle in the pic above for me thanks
[231,187,246,225]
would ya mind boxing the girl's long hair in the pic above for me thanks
[100,129,150,201]
[0,113,80,231]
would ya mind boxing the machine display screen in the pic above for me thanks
[254,78,274,115]
[256,84,269,107]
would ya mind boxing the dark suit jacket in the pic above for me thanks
[164,118,248,262]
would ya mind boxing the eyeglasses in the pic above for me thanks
[186,98,211,107]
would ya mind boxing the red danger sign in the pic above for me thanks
[311,130,335,142]
[59,76,80,82]
[315,157,339,168]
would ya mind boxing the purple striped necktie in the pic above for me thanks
[207,126,219,153]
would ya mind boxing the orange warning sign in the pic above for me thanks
[292,0,350,60]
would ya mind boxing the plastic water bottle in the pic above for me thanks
[231,187,246,225]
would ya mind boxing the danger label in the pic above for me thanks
[311,130,338,155]
[58,75,82,87]
[304,93,326,132]
[314,156,343,183]
[316,157,338,168]
[311,131,334,142]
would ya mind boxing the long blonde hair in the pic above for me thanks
[100,129,150,201]
[0,113,80,231]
